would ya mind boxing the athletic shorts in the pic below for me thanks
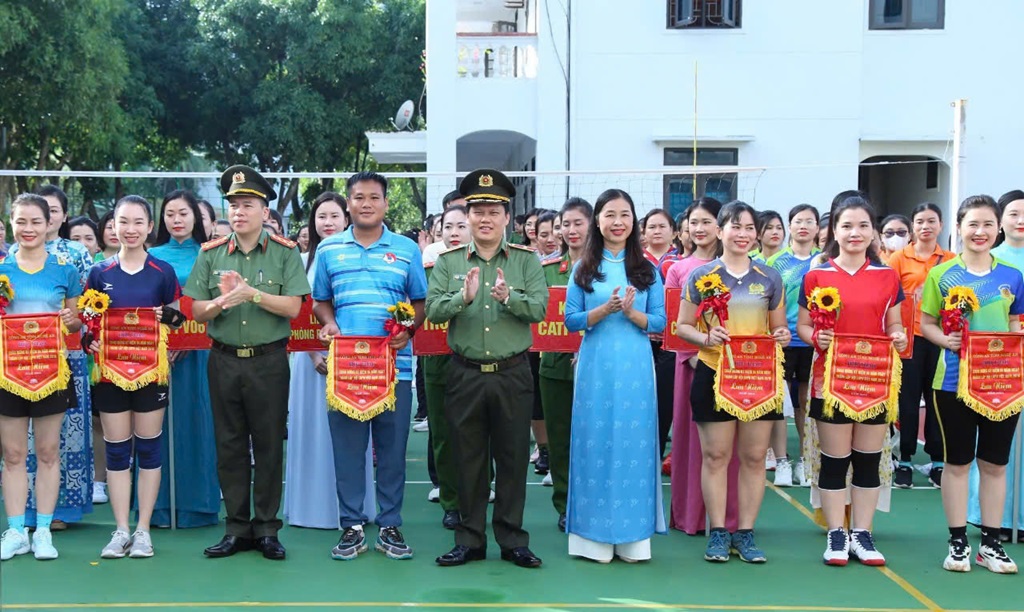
[92,382,169,414]
[783,346,814,383]
[690,361,783,423]
[0,387,73,419]
[934,390,1021,466]
[809,397,889,426]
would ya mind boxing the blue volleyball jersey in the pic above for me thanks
[0,253,83,314]
[86,255,181,308]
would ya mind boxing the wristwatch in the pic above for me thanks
[251,291,262,304]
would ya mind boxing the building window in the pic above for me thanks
[667,0,741,29]
[869,0,944,30]
[664,148,738,219]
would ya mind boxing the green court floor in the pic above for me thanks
[0,424,1020,612]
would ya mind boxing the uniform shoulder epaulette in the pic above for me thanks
[439,244,468,256]
[542,258,562,266]
[424,261,435,270]
[269,234,297,249]
[509,243,535,252]
[201,236,230,251]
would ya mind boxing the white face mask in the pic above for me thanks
[883,235,910,252]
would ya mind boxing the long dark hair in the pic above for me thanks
[36,184,70,239]
[573,189,655,292]
[957,194,1000,226]
[306,192,348,271]
[824,195,882,263]
[560,197,593,254]
[995,191,1024,247]
[756,209,784,249]
[154,189,208,246]
[687,196,724,258]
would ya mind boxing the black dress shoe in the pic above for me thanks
[557,513,566,533]
[442,510,461,530]
[204,535,254,558]
[436,544,486,566]
[501,546,542,568]
[255,536,286,560]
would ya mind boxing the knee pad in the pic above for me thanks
[135,432,163,470]
[850,449,882,489]
[818,452,851,491]
[105,437,133,472]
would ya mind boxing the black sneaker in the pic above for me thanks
[331,527,367,561]
[928,466,943,488]
[894,465,914,489]
[534,447,550,475]
[375,526,413,560]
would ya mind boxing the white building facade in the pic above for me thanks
[373,0,1021,241]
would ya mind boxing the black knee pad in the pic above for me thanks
[818,452,851,491]
[850,449,881,489]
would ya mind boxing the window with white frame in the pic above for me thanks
[869,0,944,30]
[664,148,738,220]
[667,0,741,29]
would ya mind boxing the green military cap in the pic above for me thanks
[459,169,515,210]
[220,164,277,202]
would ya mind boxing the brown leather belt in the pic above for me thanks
[452,351,527,373]
[211,338,288,359]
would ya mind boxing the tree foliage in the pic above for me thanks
[0,0,426,222]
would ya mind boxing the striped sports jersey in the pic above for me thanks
[312,227,428,381]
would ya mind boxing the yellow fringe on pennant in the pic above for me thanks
[101,324,170,391]
[0,319,71,401]
[957,355,1024,422]
[713,342,786,422]
[822,342,901,423]
[325,339,397,422]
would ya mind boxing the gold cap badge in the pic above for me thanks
[232,172,246,184]
[478,174,494,188]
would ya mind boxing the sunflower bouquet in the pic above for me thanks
[77,289,111,347]
[694,273,734,366]
[384,301,417,339]
[940,286,978,357]
[807,286,841,353]
[0,274,14,315]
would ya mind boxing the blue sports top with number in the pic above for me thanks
[0,253,83,314]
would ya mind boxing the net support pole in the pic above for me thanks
[1013,417,1022,543]
[948,99,966,251]
[168,383,177,530]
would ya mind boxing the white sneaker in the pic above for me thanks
[93,482,109,504]
[943,537,971,572]
[542,473,553,486]
[31,528,58,560]
[796,459,811,487]
[773,458,793,487]
[0,529,31,561]
[977,542,1018,574]
[765,447,777,471]
[129,530,154,558]
[426,487,440,503]
[530,445,540,464]
[412,419,429,432]
[849,529,885,566]
[823,528,849,566]
[101,530,132,559]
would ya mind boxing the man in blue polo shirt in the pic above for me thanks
[312,171,427,561]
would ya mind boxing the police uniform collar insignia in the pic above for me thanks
[559,258,570,273]
[479,174,493,188]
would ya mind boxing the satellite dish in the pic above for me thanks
[393,100,415,131]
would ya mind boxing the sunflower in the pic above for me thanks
[945,286,979,312]
[696,273,727,295]
[78,290,98,311]
[0,274,13,300]
[90,292,111,314]
[810,287,841,312]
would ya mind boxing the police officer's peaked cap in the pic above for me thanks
[459,169,515,210]
[220,165,277,202]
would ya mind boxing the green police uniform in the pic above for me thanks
[538,252,574,518]
[185,166,311,543]
[426,170,548,554]
[422,263,458,512]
